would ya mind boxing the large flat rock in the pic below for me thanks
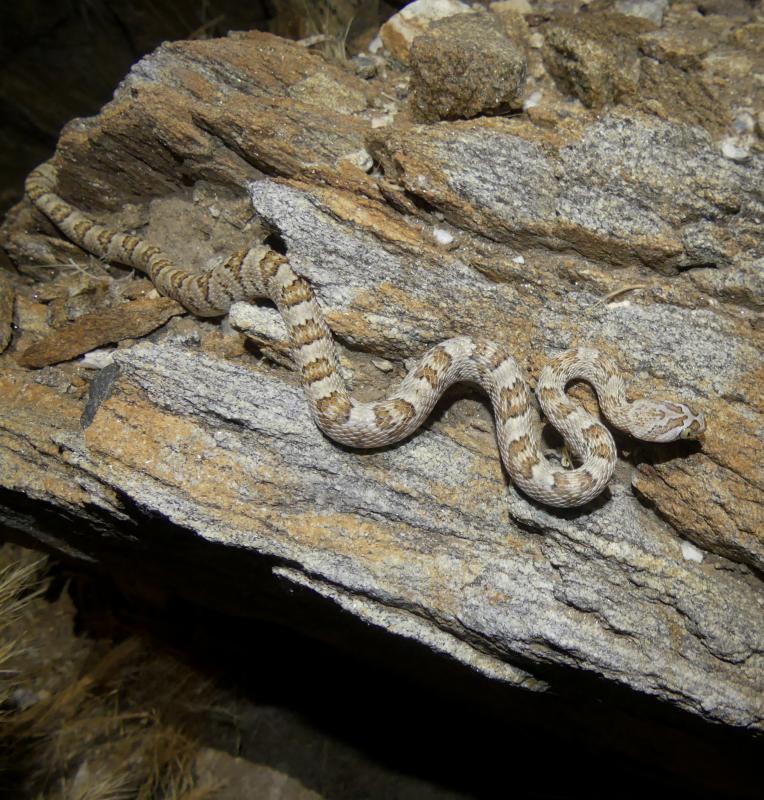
[1,15,762,736]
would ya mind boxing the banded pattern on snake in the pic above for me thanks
[25,163,706,507]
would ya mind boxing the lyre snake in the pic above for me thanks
[25,163,706,507]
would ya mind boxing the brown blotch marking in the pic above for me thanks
[686,418,702,436]
[663,401,684,414]
[122,235,141,260]
[96,228,113,253]
[302,357,336,385]
[591,441,614,460]
[374,399,416,431]
[431,346,452,372]
[292,319,326,348]
[169,270,187,292]
[538,386,562,405]
[316,391,352,423]
[538,385,577,418]
[553,470,594,493]
[259,252,286,285]
[281,276,313,308]
[48,203,72,224]
[498,381,529,423]
[416,363,440,389]
[485,345,510,372]
[141,245,161,260]
[224,251,245,274]
[506,434,538,480]
[221,251,246,290]
[27,184,45,201]
[196,272,212,301]
[72,218,93,240]
[582,424,614,460]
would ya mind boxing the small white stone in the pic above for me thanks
[614,0,668,26]
[681,540,704,563]
[80,348,115,369]
[380,0,472,62]
[721,137,750,162]
[368,35,383,54]
[490,0,532,13]
[371,113,394,129]
[734,110,755,134]
[528,32,544,49]
[341,149,374,172]
[433,227,454,245]
[372,357,395,372]
[512,255,525,264]
[523,90,542,111]
[229,301,287,339]
[208,205,221,219]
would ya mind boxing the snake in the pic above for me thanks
[24,163,706,508]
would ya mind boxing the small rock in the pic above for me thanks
[615,0,668,26]
[410,13,527,122]
[371,112,395,128]
[371,357,395,372]
[721,136,751,162]
[528,32,544,49]
[379,0,472,64]
[80,348,116,369]
[228,302,287,341]
[681,540,704,563]
[523,90,542,110]
[18,296,185,369]
[734,110,755,134]
[433,227,454,245]
[490,0,532,13]
[340,148,374,172]
[695,0,757,18]
[543,14,653,109]
[352,54,377,79]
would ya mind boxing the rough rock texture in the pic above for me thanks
[0,270,12,353]
[379,0,472,63]
[409,12,527,121]
[17,296,185,369]
[1,7,763,745]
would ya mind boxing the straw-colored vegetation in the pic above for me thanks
[0,547,223,800]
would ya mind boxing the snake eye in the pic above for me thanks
[682,417,704,439]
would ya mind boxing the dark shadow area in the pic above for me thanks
[0,486,760,800]
[0,0,272,214]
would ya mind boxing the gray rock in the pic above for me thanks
[615,0,669,26]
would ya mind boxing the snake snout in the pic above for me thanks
[679,408,706,440]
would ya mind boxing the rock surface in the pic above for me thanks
[380,0,472,64]
[409,12,527,121]
[1,6,763,739]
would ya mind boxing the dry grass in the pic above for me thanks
[0,549,224,800]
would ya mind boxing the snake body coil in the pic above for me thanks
[25,163,705,507]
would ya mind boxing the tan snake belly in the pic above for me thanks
[25,163,706,507]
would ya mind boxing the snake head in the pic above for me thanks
[631,400,706,443]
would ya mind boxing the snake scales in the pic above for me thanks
[25,163,705,508]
